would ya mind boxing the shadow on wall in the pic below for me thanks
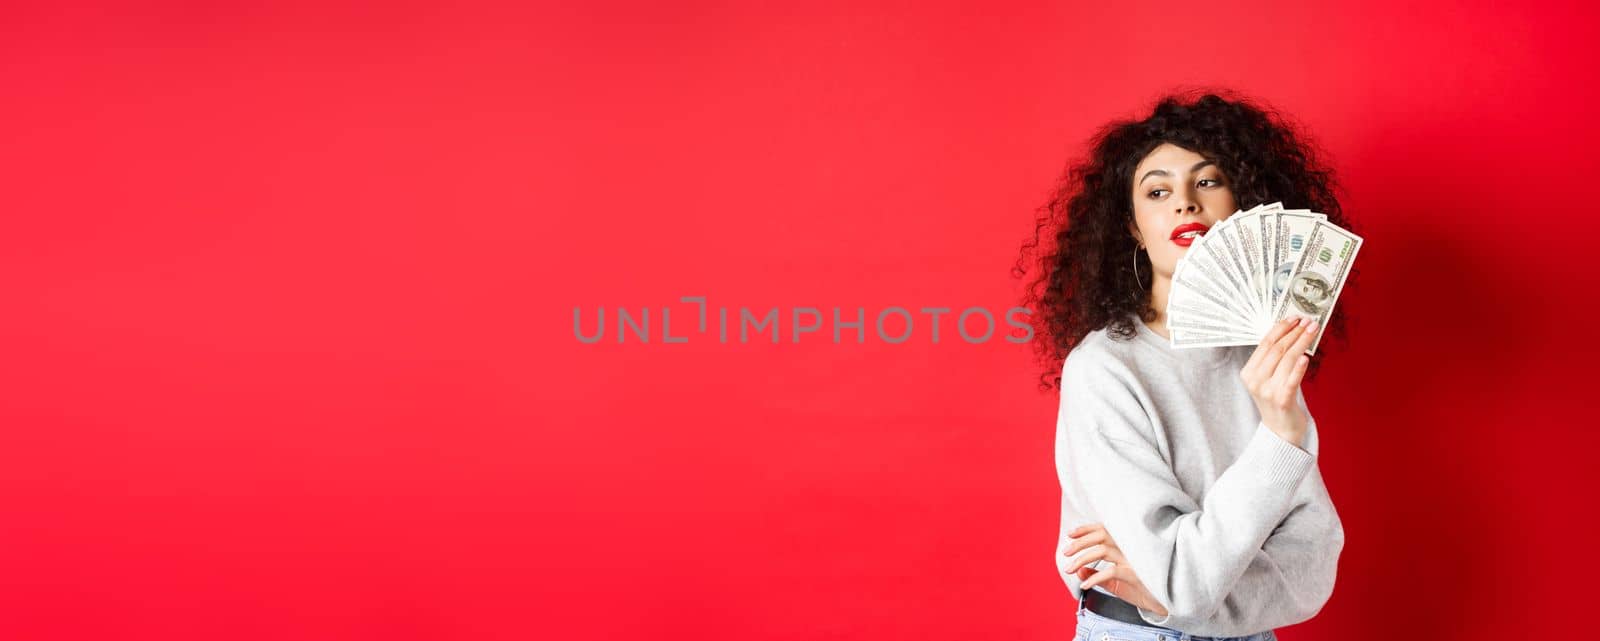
[1305,118,1546,639]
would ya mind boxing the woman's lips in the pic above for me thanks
[1170,222,1210,248]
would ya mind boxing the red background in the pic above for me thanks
[3,1,1596,639]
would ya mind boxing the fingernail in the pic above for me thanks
[1307,321,1319,331]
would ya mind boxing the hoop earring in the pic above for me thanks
[1132,245,1146,292]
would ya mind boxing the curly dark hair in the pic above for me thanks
[1013,90,1358,391]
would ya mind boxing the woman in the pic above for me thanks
[1015,92,1353,640]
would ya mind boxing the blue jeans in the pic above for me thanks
[1074,593,1278,641]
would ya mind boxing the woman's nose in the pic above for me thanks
[1174,201,1198,214]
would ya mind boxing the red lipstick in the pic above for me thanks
[1170,222,1210,248]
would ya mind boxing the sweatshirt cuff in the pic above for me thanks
[1239,421,1316,488]
[1137,605,1174,628]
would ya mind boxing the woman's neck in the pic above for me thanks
[1144,275,1172,339]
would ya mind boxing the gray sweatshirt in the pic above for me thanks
[1053,314,1344,636]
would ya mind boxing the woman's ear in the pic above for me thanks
[1127,219,1143,248]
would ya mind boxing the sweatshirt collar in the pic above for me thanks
[1131,313,1236,367]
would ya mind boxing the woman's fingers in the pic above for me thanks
[1101,543,1125,564]
[1275,318,1309,351]
[1067,523,1102,539]
[1270,320,1319,387]
[1063,525,1105,557]
[1064,543,1108,573]
[1064,524,1129,574]
[1245,318,1299,373]
[1281,354,1311,398]
[1074,565,1098,589]
[1249,319,1307,381]
[1078,563,1118,591]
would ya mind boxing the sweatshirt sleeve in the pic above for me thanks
[1200,400,1344,633]
[1208,461,1344,633]
[1059,355,1317,634]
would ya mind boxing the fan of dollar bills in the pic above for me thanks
[1167,202,1362,353]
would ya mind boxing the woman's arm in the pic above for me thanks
[1204,398,1344,631]
[1076,419,1344,634]
[1211,462,1344,632]
[1064,449,1343,634]
[1059,356,1320,636]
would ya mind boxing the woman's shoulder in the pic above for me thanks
[1061,327,1140,385]
[1064,323,1249,388]
[1057,329,1154,443]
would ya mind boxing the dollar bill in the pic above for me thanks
[1167,203,1360,353]
[1170,325,1257,348]
[1269,210,1327,318]
[1173,251,1254,326]
[1169,317,1260,341]
[1169,298,1256,335]
[1255,202,1284,314]
[1196,217,1260,322]
[1230,209,1270,328]
[1271,219,1362,355]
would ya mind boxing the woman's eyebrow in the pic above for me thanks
[1138,169,1170,185]
[1139,160,1217,186]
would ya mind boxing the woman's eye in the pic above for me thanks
[1198,179,1221,188]
[1148,189,1169,199]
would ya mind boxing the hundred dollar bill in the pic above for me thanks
[1169,300,1257,338]
[1272,219,1361,355]
[1255,202,1285,314]
[1172,252,1254,326]
[1169,316,1259,341]
[1169,292,1252,331]
[1170,325,1257,348]
[1269,210,1326,316]
[1194,218,1260,322]
[1230,209,1270,329]
[1172,228,1263,341]
[1220,202,1277,325]
[1213,217,1266,325]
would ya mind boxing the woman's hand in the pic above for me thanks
[1240,316,1318,447]
[1063,523,1169,617]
